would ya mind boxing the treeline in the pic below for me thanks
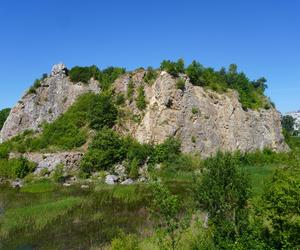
[67,58,270,110]
[160,59,270,110]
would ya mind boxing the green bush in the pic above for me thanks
[151,137,181,165]
[127,80,135,102]
[176,78,185,91]
[136,85,147,110]
[195,152,251,247]
[69,65,100,84]
[258,166,300,249]
[98,67,126,90]
[52,164,65,183]
[88,92,118,130]
[81,128,125,172]
[128,158,139,179]
[0,108,11,130]
[143,67,158,84]
[0,157,36,179]
[160,58,185,77]
[111,233,139,250]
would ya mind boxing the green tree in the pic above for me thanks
[281,115,296,135]
[195,152,251,247]
[80,128,125,173]
[98,67,126,90]
[0,108,11,130]
[151,182,189,250]
[88,92,118,130]
[259,166,300,249]
[144,66,158,84]
[160,59,185,77]
[185,60,204,86]
[136,85,147,110]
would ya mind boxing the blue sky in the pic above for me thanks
[0,0,299,113]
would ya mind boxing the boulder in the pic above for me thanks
[121,179,134,185]
[105,175,119,185]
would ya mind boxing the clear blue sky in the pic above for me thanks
[0,0,299,113]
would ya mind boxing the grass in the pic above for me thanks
[0,197,81,237]
[21,180,57,193]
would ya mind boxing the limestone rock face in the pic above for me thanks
[0,64,100,142]
[115,70,289,157]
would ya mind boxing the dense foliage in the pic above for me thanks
[282,115,298,136]
[0,157,36,179]
[0,108,11,130]
[195,152,251,248]
[69,65,125,90]
[143,66,158,84]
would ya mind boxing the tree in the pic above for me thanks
[160,59,185,77]
[151,182,189,250]
[282,115,296,135]
[80,128,125,173]
[258,166,300,249]
[185,60,204,86]
[195,152,251,247]
[0,108,11,130]
[252,77,268,93]
[88,92,118,130]
[136,85,147,110]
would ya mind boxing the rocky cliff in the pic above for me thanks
[0,64,289,156]
[0,64,100,142]
[114,70,289,156]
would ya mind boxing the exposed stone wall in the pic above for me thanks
[9,151,83,174]
[115,71,289,157]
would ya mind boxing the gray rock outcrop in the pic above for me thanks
[115,70,289,156]
[9,151,83,174]
[0,63,100,142]
[0,66,289,157]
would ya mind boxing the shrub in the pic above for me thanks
[151,182,189,250]
[127,80,135,102]
[136,85,147,110]
[69,65,100,84]
[111,233,139,250]
[98,67,126,90]
[160,59,185,77]
[128,158,139,179]
[151,137,181,165]
[143,66,158,84]
[0,108,11,130]
[185,60,204,86]
[81,128,125,172]
[0,157,36,179]
[258,166,300,249]
[88,92,118,130]
[195,152,251,247]
[176,78,185,91]
[52,164,65,183]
